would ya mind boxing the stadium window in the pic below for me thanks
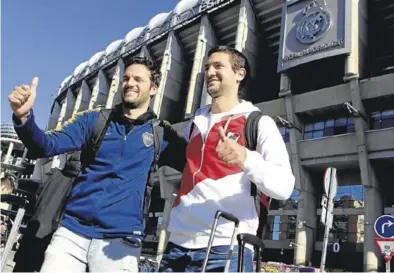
[317,214,364,244]
[346,117,355,133]
[334,118,348,135]
[304,117,355,139]
[371,112,382,129]
[279,127,290,143]
[270,189,299,210]
[371,110,394,129]
[304,124,314,140]
[334,185,364,208]
[324,119,334,136]
[381,110,394,128]
[265,215,297,240]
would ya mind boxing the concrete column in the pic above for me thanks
[62,89,76,122]
[344,0,368,79]
[138,45,153,60]
[153,31,185,121]
[348,78,382,271]
[73,87,83,116]
[106,59,125,109]
[73,80,91,116]
[50,100,68,170]
[234,0,259,100]
[137,46,157,109]
[56,99,68,129]
[344,1,382,269]
[4,142,14,164]
[47,100,61,130]
[185,15,217,117]
[21,148,28,162]
[89,70,109,109]
[280,73,317,266]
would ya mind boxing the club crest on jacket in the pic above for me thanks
[142,132,154,147]
[227,132,240,142]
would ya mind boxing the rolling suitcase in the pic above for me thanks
[236,233,265,272]
[201,210,240,273]
[0,194,29,272]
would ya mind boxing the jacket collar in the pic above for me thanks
[192,100,260,134]
[114,103,157,125]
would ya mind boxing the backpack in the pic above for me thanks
[189,111,270,239]
[244,111,271,240]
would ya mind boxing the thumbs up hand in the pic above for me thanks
[215,126,246,166]
[8,77,39,122]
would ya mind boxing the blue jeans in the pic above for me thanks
[39,226,141,272]
[159,242,253,272]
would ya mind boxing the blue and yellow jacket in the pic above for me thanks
[13,105,185,239]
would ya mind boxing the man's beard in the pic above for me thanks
[122,98,138,109]
[207,86,222,99]
[121,93,150,109]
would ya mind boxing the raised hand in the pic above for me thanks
[215,126,246,166]
[8,77,39,122]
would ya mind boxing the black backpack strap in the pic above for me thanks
[150,119,163,185]
[244,111,273,240]
[81,108,114,168]
[189,122,195,140]
[244,111,264,197]
[142,119,164,222]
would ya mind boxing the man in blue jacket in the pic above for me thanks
[8,57,185,272]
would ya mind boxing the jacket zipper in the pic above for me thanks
[191,115,234,187]
[124,126,133,140]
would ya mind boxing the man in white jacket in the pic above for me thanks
[159,46,295,272]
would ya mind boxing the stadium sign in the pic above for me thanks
[199,0,235,13]
[277,0,352,72]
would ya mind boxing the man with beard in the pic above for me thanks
[159,46,295,272]
[8,57,186,272]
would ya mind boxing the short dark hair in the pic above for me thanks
[207,46,250,89]
[125,56,162,88]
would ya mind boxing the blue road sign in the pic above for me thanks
[374,215,394,238]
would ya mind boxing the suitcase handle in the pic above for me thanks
[237,233,264,249]
[216,210,239,227]
[237,233,264,272]
[202,210,240,272]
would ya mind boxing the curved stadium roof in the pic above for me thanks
[146,12,171,30]
[174,0,200,14]
[88,51,105,66]
[59,0,204,91]
[105,39,123,55]
[124,27,145,44]
[72,61,88,76]
[60,75,72,88]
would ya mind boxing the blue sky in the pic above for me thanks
[2,0,178,128]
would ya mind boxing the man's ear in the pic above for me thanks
[236,68,246,83]
[150,85,158,96]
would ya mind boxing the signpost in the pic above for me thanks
[320,167,337,272]
[374,215,394,239]
[374,215,394,272]
[374,238,394,273]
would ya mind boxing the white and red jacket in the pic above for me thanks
[167,101,295,249]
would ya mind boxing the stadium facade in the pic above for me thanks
[0,124,36,179]
[31,0,394,271]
